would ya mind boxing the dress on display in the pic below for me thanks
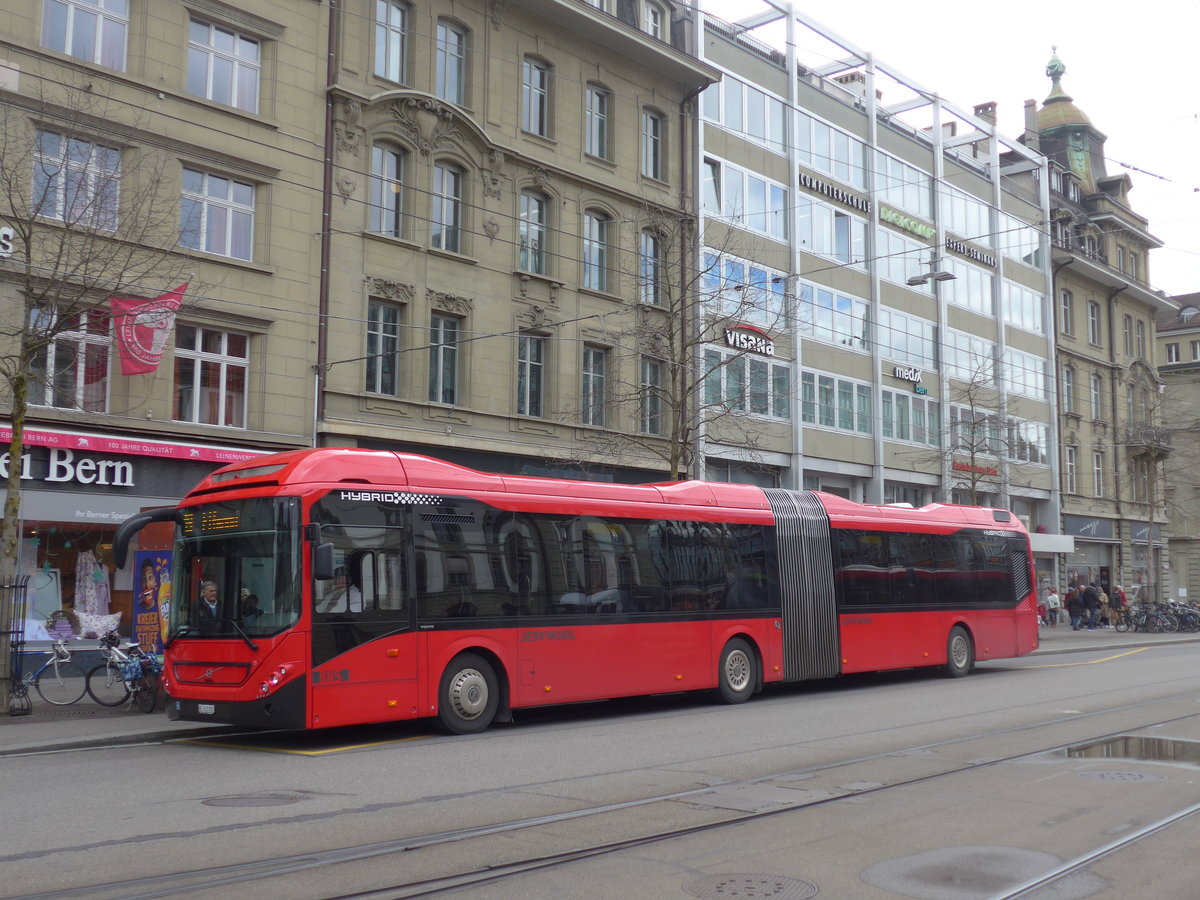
[74,549,111,615]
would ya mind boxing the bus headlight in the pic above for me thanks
[259,665,292,696]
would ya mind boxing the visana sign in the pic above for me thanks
[724,327,775,357]
[0,225,14,259]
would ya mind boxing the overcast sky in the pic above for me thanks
[699,0,1199,298]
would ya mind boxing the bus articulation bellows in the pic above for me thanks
[114,448,1038,733]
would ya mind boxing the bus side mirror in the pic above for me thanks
[313,542,336,581]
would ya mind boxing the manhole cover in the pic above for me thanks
[685,873,818,899]
[1077,770,1166,783]
[202,793,304,807]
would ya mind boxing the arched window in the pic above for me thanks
[519,191,548,274]
[370,143,405,237]
[435,20,467,105]
[582,210,610,291]
[374,1,408,83]
[522,57,551,136]
[431,162,463,253]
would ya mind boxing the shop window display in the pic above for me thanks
[21,523,133,641]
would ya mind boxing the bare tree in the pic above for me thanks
[0,76,193,712]
[560,207,793,481]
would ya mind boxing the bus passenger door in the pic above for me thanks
[311,539,418,728]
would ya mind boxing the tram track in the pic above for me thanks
[9,687,1200,900]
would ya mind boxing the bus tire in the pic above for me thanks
[943,626,974,678]
[437,653,499,735]
[716,638,756,704]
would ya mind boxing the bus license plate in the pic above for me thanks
[198,703,215,715]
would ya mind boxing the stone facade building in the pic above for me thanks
[1157,297,1200,603]
[1033,53,1175,600]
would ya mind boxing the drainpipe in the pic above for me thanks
[314,0,340,447]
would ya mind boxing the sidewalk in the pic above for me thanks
[2,626,1196,756]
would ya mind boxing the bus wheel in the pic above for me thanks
[943,626,974,678]
[437,654,499,734]
[717,638,756,704]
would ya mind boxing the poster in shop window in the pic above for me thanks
[134,550,171,654]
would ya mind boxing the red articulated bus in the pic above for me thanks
[114,448,1038,733]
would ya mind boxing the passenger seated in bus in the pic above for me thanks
[239,590,263,625]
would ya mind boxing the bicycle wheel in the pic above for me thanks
[87,662,131,706]
[131,674,158,714]
[1114,614,1130,632]
[1160,613,1179,634]
[33,660,87,706]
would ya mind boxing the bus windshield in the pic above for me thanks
[170,497,302,642]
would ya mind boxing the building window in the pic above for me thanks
[1135,320,1146,358]
[173,325,247,427]
[374,0,408,82]
[640,358,663,435]
[1192,340,1200,362]
[179,167,254,260]
[585,85,610,159]
[705,252,789,328]
[522,57,551,137]
[42,0,128,70]
[582,346,606,426]
[1087,301,1101,345]
[428,315,459,404]
[366,301,401,395]
[582,210,610,292]
[1166,342,1180,363]
[369,143,405,237]
[1064,447,1077,493]
[29,309,109,412]
[709,159,787,239]
[706,349,793,422]
[517,334,544,417]
[1060,289,1074,336]
[187,19,260,113]
[431,162,463,253]
[1093,451,1105,498]
[519,191,547,274]
[642,1,665,38]
[1062,365,1076,414]
[32,130,120,230]
[1090,373,1103,420]
[639,230,661,304]
[435,20,466,104]
[641,109,664,180]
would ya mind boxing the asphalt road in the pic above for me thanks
[3,636,1199,899]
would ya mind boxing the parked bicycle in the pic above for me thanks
[13,639,87,706]
[85,630,163,713]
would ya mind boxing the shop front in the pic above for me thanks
[1062,514,1117,595]
[3,426,266,650]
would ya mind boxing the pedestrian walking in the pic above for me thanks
[1046,586,1061,627]
[1083,582,1101,630]
[1066,587,1083,630]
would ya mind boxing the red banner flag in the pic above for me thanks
[109,283,186,375]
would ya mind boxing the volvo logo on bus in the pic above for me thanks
[724,326,775,357]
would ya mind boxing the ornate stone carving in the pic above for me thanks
[428,288,474,315]
[483,218,501,243]
[482,149,506,200]
[490,0,507,30]
[336,175,356,203]
[364,276,414,303]
[529,165,551,187]
[389,97,464,158]
[335,98,363,155]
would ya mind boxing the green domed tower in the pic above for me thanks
[1038,49,1108,194]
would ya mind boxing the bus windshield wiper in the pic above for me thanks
[221,617,259,651]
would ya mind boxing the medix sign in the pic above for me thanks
[0,448,135,487]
